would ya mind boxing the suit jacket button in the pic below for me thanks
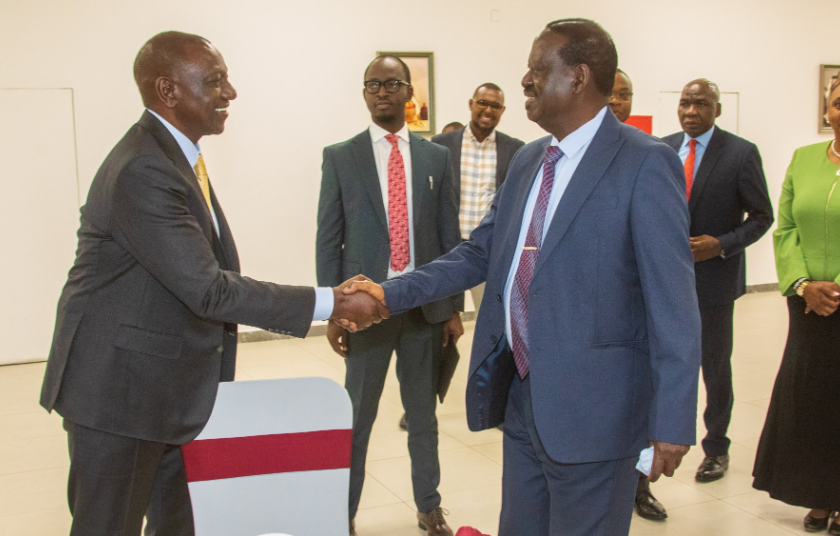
[216,345,224,353]
[496,294,502,302]
[490,335,498,344]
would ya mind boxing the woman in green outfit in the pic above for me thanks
[753,79,840,534]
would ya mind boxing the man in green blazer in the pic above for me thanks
[316,55,463,536]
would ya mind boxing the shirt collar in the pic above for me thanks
[551,106,608,158]
[147,109,201,167]
[369,122,411,144]
[466,123,496,145]
[682,125,715,149]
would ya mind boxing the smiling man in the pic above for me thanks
[40,31,385,536]
[316,55,463,536]
[661,79,773,486]
[342,19,702,535]
[431,83,524,312]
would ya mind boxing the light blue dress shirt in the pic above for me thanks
[145,110,334,321]
[503,106,608,344]
[678,125,715,187]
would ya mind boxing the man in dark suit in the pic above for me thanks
[662,79,773,483]
[431,82,524,312]
[342,19,701,536]
[316,55,463,536]
[39,31,384,536]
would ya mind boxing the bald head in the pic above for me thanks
[684,78,720,103]
[133,31,211,107]
[678,78,721,138]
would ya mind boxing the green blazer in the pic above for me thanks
[774,141,840,294]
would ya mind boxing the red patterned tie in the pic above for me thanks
[684,139,697,200]
[510,146,564,378]
[385,134,410,272]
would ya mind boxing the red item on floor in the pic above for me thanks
[456,528,491,536]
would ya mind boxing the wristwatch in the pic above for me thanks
[795,279,811,296]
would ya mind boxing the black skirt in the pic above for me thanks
[753,296,840,509]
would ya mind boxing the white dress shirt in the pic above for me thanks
[369,123,416,278]
[503,106,608,344]
[146,110,334,321]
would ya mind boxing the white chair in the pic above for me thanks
[181,378,352,536]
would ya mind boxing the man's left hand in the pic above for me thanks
[442,314,464,348]
[648,441,690,482]
[690,235,722,263]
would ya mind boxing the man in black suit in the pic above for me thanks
[39,31,384,536]
[662,78,773,484]
[431,83,525,313]
[316,55,463,536]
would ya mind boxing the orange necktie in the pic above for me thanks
[684,139,697,201]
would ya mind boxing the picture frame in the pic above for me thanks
[819,64,840,133]
[377,51,435,135]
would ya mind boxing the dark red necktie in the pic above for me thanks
[510,146,564,378]
[684,139,697,200]
[385,134,410,272]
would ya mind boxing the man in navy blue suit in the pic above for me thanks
[342,18,701,535]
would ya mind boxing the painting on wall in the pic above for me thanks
[377,51,435,134]
[819,64,840,133]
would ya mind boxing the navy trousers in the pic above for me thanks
[500,375,638,536]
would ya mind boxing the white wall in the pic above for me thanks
[1,0,834,344]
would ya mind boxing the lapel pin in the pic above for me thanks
[429,176,434,190]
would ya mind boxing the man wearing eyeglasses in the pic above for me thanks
[431,84,525,314]
[316,55,462,536]
[609,69,633,123]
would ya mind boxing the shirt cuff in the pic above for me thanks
[312,287,335,321]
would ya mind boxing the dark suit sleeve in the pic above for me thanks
[316,147,344,287]
[716,144,774,257]
[630,144,702,446]
[436,147,466,312]
[111,155,314,337]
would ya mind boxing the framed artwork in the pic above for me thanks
[377,51,435,134]
[819,64,840,133]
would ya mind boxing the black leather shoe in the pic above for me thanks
[804,512,830,532]
[399,413,407,431]
[695,454,729,482]
[634,489,668,521]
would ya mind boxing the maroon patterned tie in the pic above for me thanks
[385,134,410,272]
[510,146,564,378]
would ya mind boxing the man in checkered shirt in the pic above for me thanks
[432,83,525,312]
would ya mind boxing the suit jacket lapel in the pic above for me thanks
[409,132,430,231]
[688,128,724,214]
[350,131,389,231]
[451,129,464,184]
[139,111,216,246]
[208,186,240,271]
[496,138,550,278]
[534,113,623,278]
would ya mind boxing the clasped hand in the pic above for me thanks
[329,276,390,333]
[802,281,840,316]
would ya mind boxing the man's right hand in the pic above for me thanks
[802,281,840,316]
[330,286,389,332]
[344,280,386,305]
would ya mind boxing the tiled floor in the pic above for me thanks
[0,291,820,535]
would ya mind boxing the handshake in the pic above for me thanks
[330,275,389,332]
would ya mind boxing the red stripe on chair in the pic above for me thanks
[181,429,352,483]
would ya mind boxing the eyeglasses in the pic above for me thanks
[610,90,633,102]
[472,99,504,111]
[364,79,411,94]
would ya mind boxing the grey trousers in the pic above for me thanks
[64,419,194,536]
[344,308,443,520]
